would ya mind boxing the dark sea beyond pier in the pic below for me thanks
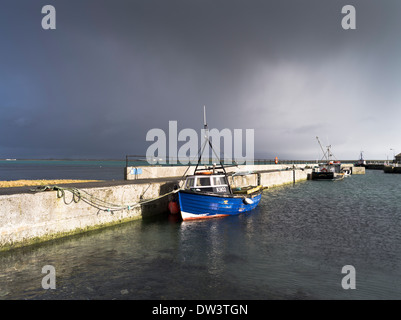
[1,161,401,300]
[0,159,127,181]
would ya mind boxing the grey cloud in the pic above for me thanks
[1,0,400,159]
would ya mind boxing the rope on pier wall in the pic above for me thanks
[31,186,180,215]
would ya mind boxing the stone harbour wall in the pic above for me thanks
[0,163,346,251]
[0,181,178,251]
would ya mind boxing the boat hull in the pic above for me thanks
[178,190,262,221]
[384,165,401,173]
[311,172,344,181]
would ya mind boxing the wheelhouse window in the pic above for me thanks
[213,176,228,186]
[185,177,195,189]
[196,177,211,187]
[184,175,230,194]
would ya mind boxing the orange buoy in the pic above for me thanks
[168,201,180,214]
[275,157,278,164]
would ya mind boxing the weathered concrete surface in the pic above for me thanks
[228,168,312,188]
[351,166,365,174]
[259,168,312,188]
[0,180,179,251]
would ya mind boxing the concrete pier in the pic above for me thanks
[351,166,365,174]
[1,162,350,251]
[0,179,179,251]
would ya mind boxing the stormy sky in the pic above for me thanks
[1,0,401,160]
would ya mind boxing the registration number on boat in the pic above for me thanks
[216,187,227,193]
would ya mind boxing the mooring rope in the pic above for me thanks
[31,185,180,214]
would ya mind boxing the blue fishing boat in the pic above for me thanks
[179,176,262,220]
[177,107,262,221]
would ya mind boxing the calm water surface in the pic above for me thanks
[1,170,401,299]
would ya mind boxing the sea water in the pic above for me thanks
[1,169,401,299]
[0,160,127,181]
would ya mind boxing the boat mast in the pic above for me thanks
[326,145,332,162]
[316,136,328,162]
[316,136,338,163]
[203,105,207,131]
[194,106,227,174]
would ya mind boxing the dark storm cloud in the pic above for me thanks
[1,0,401,159]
